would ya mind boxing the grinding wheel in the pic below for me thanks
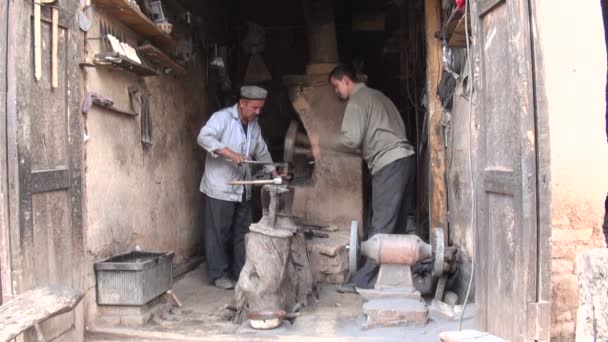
[431,228,445,277]
[349,220,359,276]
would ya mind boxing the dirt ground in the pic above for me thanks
[86,264,474,341]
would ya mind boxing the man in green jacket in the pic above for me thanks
[314,64,416,292]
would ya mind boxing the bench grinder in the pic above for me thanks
[348,222,446,299]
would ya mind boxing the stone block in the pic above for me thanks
[306,230,349,284]
[552,245,575,259]
[552,259,575,274]
[362,298,428,329]
[576,249,608,341]
[551,321,575,342]
[552,275,579,313]
[552,229,594,242]
[440,330,508,342]
[555,310,572,323]
[95,295,172,327]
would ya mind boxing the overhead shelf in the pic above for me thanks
[444,8,470,48]
[137,44,186,75]
[93,52,160,76]
[93,0,177,51]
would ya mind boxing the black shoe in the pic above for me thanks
[336,282,357,294]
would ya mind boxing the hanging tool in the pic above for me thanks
[34,0,57,83]
[51,3,58,88]
[79,0,93,32]
[34,0,42,81]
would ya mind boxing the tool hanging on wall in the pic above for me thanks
[51,3,58,88]
[34,0,42,81]
[34,0,58,83]
[79,0,93,32]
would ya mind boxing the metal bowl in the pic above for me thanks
[247,309,286,330]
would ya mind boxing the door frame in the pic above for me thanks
[470,0,552,340]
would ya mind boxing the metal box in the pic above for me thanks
[94,251,175,305]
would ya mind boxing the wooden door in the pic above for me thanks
[2,0,84,340]
[470,0,551,340]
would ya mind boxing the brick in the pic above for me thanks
[552,275,579,313]
[552,259,575,274]
[551,321,575,342]
[556,310,572,322]
[362,298,428,329]
[552,245,575,259]
[553,213,571,227]
[552,228,593,242]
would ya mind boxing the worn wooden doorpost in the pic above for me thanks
[425,0,448,242]
[0,0,9,306]
[470,0,551,340]
[3,0,85,340]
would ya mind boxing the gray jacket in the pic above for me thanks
[197,104,275,202]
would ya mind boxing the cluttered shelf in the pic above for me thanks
[137,44,186,75]
[93,51,160,76]
[93,0,176,51]
[443,7,470,48]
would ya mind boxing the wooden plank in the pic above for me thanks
[0,0,8,305]
[31,169,70,193]
[34,0,41,80]
[66,0,86,337]
[470,0,487,331]
[0,285,83,342]
[33,192,74,339]
[136,43,186,75]
[7,0,32,295]
[478,0,504,17]
[93,0,176,51]
[528,0,553,337]
[51,7,58,89]
[471,0,540,338]
[425,0,448,240]
[444,9,469,48]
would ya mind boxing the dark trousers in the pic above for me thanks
[204,194,252,282]
[352,155,416,288]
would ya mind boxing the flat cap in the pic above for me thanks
[240,86,268,100]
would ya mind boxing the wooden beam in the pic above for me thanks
[425,0,448,239]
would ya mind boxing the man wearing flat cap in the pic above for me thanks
[198,85,279,289]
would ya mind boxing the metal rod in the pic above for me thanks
[228,179,282,185]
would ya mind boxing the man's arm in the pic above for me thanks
[197,113,246,164]
[310,102,365,160]
[252,131,279,177]
[334,102,365,152]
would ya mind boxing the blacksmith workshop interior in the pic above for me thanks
[2,0,608,341]
[80,0,477,337]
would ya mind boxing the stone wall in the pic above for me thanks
[533,0,608,340]
[81,7,222,327]
[576,249,608,341]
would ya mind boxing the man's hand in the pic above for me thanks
[215,148,247,165]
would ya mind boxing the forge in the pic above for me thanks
[284,0,363,229]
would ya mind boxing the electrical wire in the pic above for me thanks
[459,0,476,331]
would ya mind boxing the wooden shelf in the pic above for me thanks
[93,0,176,51]
[137,44,186,75]
[93,52,160,76]
[444,8,470,48]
